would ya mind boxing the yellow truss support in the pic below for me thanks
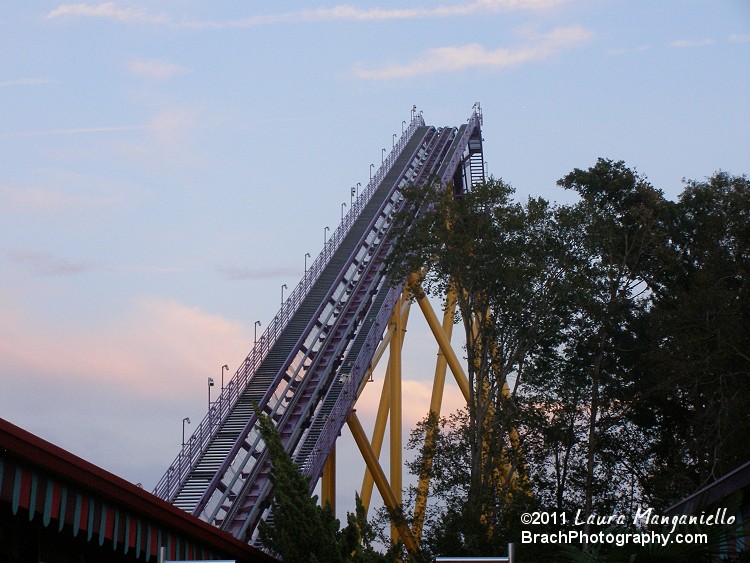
[412,287,457,540]
[350,281,511,553]
[389,291,404,543]
[321,445,336,513]
[353,282,470,550]
[347,411,419,554]
[408,276,470,402]
[359,296,411,514]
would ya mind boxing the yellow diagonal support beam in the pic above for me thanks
[360,364,390,513]
[347,411,419,555]
[357,296,411,399]
[359,292,410,514]
[410,280,470,402]
[412,287,457,540]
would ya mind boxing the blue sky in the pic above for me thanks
[1,0,749,517]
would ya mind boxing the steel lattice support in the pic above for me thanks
[154,106,486,554]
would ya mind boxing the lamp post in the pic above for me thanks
[402,120,406,133]
[207,377,214,409]
[382,148,386,164]
[323,226,330,257]
[350,187,354,207]
[341,202,346,222]
[182,417,190,447]
[221,364,229,390]
[254,320,261,345]
[357,182,361,197]
[370,163,374,180]
[392,133,397,148]
[304,252,311,291]
[281,283,288,306]
[411,105,416,120]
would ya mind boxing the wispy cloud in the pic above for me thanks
[145,106,199,146]
[0,78,55,87]
[670,38,715,48]
[728,33,750,44]
[127,58,189,79]
[45,2,168,24]
[0,125,142,138]
[0,296,254,485]
[1,170,133,214]
[1,184,94,211]
[7,250,98,276]
[217,266,300,281]
[607,44,652,56]
[354,25,592,80]
[45,0,567,28]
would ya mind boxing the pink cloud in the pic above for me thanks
[0,297,251,398]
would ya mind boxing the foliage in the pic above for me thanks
[388,177,584,556]
[387,164,749,559]
[635,171,750,503]
[255,409,400,562]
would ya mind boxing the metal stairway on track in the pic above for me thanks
[153,105,485,544]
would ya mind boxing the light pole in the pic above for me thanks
[182,417,190,447]
[281,283,288,305]
[370,163,374,180]
[254,320,261,345]
[341,202,346,222]
[411,105,416,120]
[402,120,406,133]
[350,187,354,207]
[382,148,386,164]
[392,133,397,148]
[207,377,214,409]
[323,226,330,257]
[221,364,229,390]
[304,252,311,274]
[357,182,361,198]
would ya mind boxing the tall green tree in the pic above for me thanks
[387,165,749,558]
[554,158,669,525]
[255,410,400,562]
[635,171,750,505]
[388,177,582,554]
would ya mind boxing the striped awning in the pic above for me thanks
[0,418,276,563]
[0,455,221,561]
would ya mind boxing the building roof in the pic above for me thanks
[0,417,276,562]
[665,460,750,516]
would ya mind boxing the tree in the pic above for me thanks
[635,171,750,505]
[387,177,582,554]
[386,166,749,558]
[554,158,669,525]
[255,409,400,562]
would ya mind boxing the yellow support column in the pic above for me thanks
[390,292,404,544]
[412,288,457,540]
[347,411,419,555]
[360,366,389,513]
[359,294,410,514]
[321,445,336,514]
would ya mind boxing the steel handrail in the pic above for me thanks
[154,113,426,501]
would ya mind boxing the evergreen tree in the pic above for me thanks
[255,409,402,562]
